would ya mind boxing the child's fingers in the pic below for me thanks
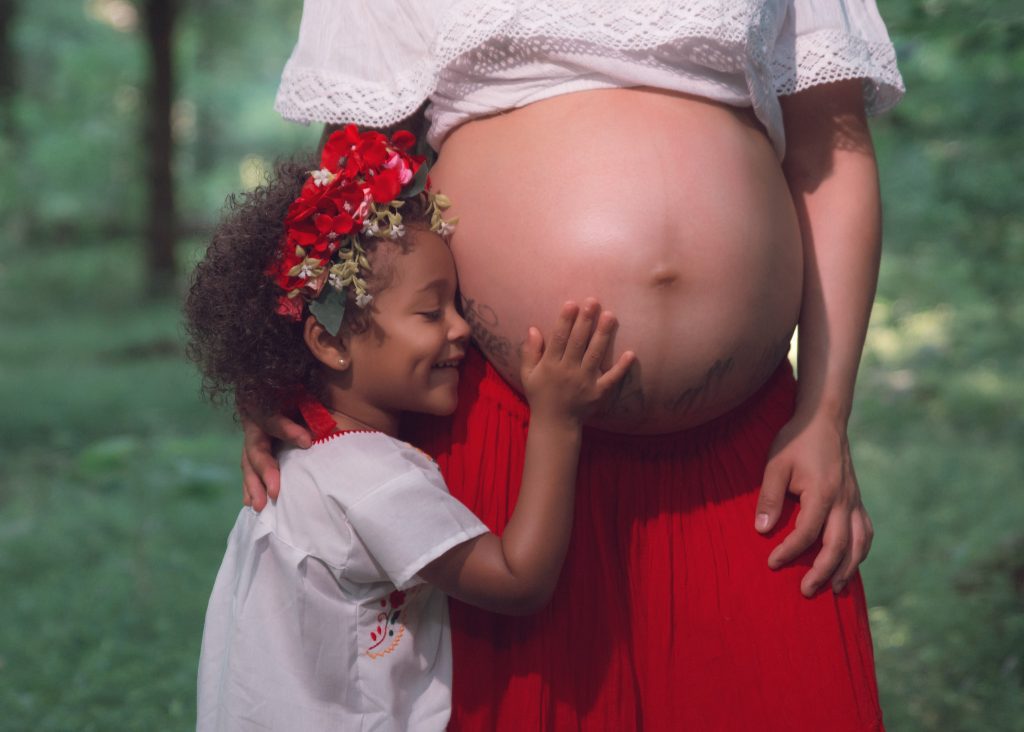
[563,298,600,362]
[519,326,544,374]
[582,311,618,372]
[544,301,579,361]
[596,350,636,391]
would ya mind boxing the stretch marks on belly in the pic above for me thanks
[664,358,736,415]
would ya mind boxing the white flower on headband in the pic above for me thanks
[311,168,332,187]
[356,292,374,308]
[389,223,406,239]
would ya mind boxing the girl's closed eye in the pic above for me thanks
[419,309,443,321]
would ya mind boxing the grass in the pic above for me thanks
[1,138,1022,729]
[0,237,240,731]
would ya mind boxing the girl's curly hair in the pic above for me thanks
[183,156,423,420]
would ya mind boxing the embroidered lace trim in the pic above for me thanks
[275,1,767,127]
[772,28,904,115]
[274,1,904,128]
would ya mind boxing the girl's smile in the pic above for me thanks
[330,230,470,435]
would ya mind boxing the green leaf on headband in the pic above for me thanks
[309,287,347,337]
[399,164,429,200]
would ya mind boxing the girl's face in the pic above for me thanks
[343,231,470,433]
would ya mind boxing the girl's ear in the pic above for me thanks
[303,316,351,372]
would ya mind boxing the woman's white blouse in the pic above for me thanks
[275,0,905,158]
[196,431,488,732]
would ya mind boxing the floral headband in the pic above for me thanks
[266,125,456,335]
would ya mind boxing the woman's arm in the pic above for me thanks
[420,300,634,614]
[754,79,879,596]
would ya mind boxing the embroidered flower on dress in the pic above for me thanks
[365,586,418,659]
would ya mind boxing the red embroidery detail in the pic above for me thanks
[365,587,417,659]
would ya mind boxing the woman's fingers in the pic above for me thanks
[830,520,860,593]
[798,508,850,597]
[241,445,267,512]
[242,421,282,504]
[832,507,872,592]
[241,450,254,508]
[861,509,875,559]
[767,492,829,570]
[265,413,313,449]
[755,458,791,535]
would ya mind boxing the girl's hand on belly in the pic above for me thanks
[754,413,873,598]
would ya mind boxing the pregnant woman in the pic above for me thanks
[246,1,905,729]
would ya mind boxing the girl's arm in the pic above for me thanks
[753,79,879,596]
[419,300,634,615]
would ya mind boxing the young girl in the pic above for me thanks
[185,127,634,730]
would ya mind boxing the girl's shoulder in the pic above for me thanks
[281,430,443,506]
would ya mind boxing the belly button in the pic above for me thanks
[649,264,680,289]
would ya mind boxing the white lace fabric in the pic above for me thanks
[275,0,905,157]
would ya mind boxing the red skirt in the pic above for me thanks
[407,348,884,731]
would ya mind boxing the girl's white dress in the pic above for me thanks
[196,431,488,731]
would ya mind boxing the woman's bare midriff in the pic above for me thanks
[430,88,803,434]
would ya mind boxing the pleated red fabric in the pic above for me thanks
[406,347,884,731]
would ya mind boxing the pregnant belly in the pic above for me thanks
[431,88,803,433]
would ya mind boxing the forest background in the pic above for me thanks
[0,1,1021,730]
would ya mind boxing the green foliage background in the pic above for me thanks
[0,1,1021,730]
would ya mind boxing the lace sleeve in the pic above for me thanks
[771,0,905,115]
[274,0,441,128]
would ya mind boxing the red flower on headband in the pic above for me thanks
[390,129,415,151]
[367,167,402,204]
[320,125,360,171]
[315,209,356,237]
[321,125,391,177]
[276,294,305,322]
[358,133,389,169]
[268,125,454,334]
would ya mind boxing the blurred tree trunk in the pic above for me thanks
[140,0,179,297]
[0,0,17,137]
[0,0,27,247]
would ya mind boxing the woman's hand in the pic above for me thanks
[754,412,874,597]
[240,413,312,511]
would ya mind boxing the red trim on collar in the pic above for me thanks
[311,429,381,446]
[296,393,342,441]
